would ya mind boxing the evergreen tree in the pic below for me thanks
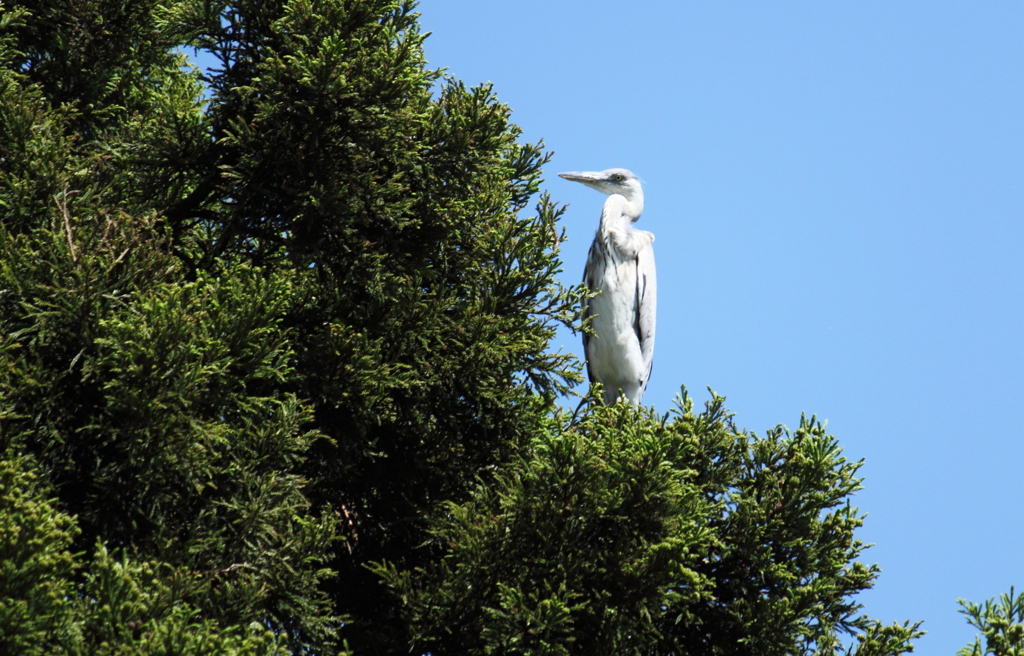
[0,0,937,653]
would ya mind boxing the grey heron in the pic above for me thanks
[559,168,656,405]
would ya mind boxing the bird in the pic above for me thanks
[558,168,656,406]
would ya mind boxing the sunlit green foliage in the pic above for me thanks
[0,453,79,654]
[959,588,1024,656]
[0,453,292,655]
[381,393,925,655]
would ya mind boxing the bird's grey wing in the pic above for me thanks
[634,241,657,394]
[582,237,606,384]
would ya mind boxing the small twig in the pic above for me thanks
[340,503,359,555]
[202,561,258,577]
[66,348,86,374]
[97,216,114,251]
[54,190,77,263]
[570,394,590,426]
[112,246,131,265]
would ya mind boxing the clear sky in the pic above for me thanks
[419,1,1024,652]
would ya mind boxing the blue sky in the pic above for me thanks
[419,1,1023,652]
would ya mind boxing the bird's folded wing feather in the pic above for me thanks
[581,238,606,383]
[634,239,656,392]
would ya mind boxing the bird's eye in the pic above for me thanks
[613,174,624,182]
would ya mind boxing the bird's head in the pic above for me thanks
[558,168,644,216]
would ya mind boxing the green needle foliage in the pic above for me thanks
[379,393,925,655]
[0,453,80,654]
[0,453,292,655]
[958,589,1024,656]
[2,0,578,650]
[0,0,966,653]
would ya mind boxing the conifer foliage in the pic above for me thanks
[0,0,942,653]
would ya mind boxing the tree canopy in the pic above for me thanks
[1,0,1003,653]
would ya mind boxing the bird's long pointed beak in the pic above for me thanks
[558,171,602,184]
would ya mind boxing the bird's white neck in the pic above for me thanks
[601,192,644,231]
